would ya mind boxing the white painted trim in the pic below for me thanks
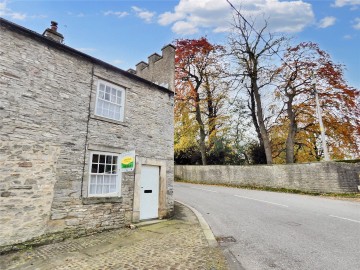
[87,151,121,197]
[94,80,126,122]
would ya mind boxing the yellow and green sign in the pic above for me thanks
[120,151,135,172]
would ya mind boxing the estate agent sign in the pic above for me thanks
[120,150,135,172]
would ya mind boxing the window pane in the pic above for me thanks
[98,90,104,99]
[97,176,103,194]
[90,184,96,194]
[90,175,96,184]
[111,88,117,95]
[92,154,99,163]
[106,156,112,164]
[91,163,98,173]
[111,94,116,103]
[110,185,116,193]
[98,164,105,173]
[105,93,110,101]
[112,156,118,164]
[105,165,112,174]
[104,102,109,110]
[99,155,105,163]
[103,185,110,194]
[104,175,110,184]
[105,86,111,94]
[112,165,117,174]
[99,83,105,91]
[110,175,117,185]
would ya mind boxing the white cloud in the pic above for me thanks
[343,34,353,39]
[318,16,336,28]
[112,59,124,65]
[353,17,360,29]
[158,0,315,35]
[332,0,360,7]
[0,1,27,20]
[103,10,129,18]
[132,6,155,23]
[68,11,86,18]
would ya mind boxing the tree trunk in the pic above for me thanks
[195,91,207,165]
[285,96,296,163]
[253,81,273,164]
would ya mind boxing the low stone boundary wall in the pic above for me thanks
[175,162,360,193]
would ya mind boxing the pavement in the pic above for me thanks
[0,202,228,270]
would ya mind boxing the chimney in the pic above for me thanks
[42,21,64,43]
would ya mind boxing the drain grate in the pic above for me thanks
[216,236,236,244]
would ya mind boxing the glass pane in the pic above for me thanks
[105,86,111,94]
[111,94,116,103]
[105,93,110,101]
[112,165,117,174]
[116,97,121,105]
[97,176,103,194]
[92,154,99,163]
[111,88,117,96]
[106,156,112,164]
[99,83,105,91]
[110,175,117,185]
[98,164,105,173]
[104,102,109,110]
[104,175,110,184]
[105,165,112,173]
[113,156,118,164]
[103,185,110,194]
[99,155,105,163]
[90,175,96,184]
[91,163,98,173]
[90,184,96,194]
[114,112,120,121]
[109,185,116,193]
[96,185,102,194]
[98,90,104,99]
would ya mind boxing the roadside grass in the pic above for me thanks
[175,178,360,200]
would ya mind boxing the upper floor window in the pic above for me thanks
[95,81,125,121]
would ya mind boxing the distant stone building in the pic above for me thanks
[0,18,175,252]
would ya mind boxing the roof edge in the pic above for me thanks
[0,17,173,95]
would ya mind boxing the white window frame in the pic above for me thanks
[88,151,121,197]
[94,80,125,122]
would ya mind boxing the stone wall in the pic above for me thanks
[0,141,60,247]
[175,163,360,193]
[0,19,174,251]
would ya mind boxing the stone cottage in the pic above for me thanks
[0,18,175,252]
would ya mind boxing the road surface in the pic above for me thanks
[175,182,360,270]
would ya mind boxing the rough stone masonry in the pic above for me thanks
[0,18,175,252]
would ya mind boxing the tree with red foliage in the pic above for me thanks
[272,42,360,163]
[175,37,229,165]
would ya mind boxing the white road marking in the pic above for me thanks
[329,215,360,224]
[191,187,218,193]
[234,195,289,208]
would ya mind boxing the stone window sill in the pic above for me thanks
[90,115,129,127]
[82,197,123,205]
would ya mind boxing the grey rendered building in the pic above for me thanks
[0,18,175,252]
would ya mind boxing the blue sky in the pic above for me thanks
[1,0,359,88]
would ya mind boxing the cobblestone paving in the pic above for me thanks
[0,203,228,270]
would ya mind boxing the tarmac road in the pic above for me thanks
[175,182,360,270]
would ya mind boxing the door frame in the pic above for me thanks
[132,157,167,222]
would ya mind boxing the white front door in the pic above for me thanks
[140,165,159,220]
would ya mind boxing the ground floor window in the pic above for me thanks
[88,152,121,197]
